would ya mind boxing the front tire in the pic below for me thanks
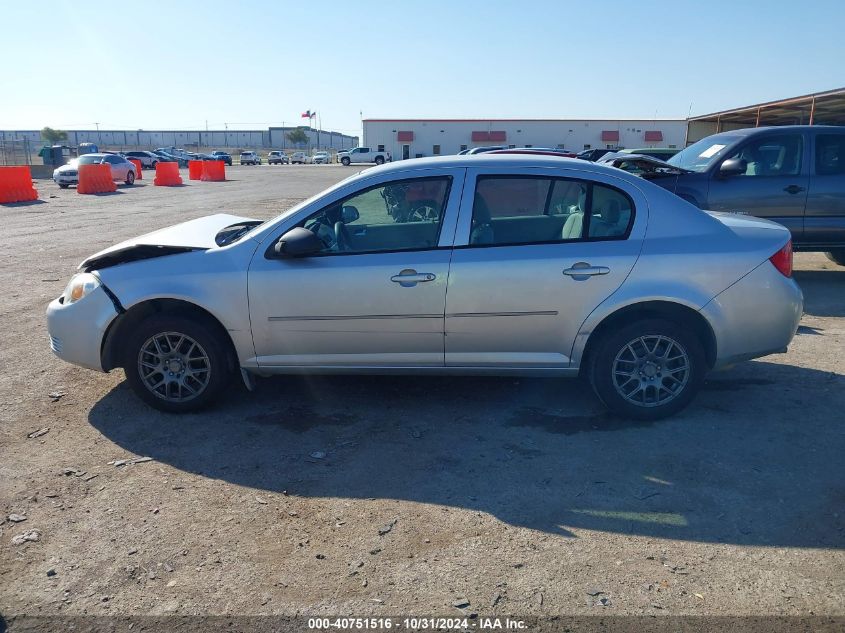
[123,313,234,413]
[825,249,845,266]
[588,318,706,420]
[341,157,350,166]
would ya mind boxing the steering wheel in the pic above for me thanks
[334,221,353,251]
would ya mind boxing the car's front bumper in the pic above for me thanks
[53,173,78,185]
[46,285,119,372]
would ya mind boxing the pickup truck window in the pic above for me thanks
[816,134,845,176]
[726,134,802,177]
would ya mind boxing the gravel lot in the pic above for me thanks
[1,165,843,623]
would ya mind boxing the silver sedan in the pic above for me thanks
[52,153,137,188]
[46,155,802,419]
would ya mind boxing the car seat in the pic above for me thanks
[470,193,494,245]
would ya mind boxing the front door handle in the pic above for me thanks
[391,269,436,287]
[563,262,610,279]
[783,185,805,194]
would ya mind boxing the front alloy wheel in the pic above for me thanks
[138,332,211,403]
[124,313,233,412]
[589,318,705,420]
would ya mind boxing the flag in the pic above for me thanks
[301,110,315,119]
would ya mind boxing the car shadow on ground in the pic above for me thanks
[794,268,845,317]
[89,360,845,549]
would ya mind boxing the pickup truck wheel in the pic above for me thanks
[588,318,706,421]
[375,156,385,165]
[341,157,350,166]
[123,313,233,413]
[825,250,845,266]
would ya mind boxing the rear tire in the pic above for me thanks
[126,171,135,185]
[588,318,706,420]
[375,156,385,165]
[59,184,69,189]
[123,313,234,413]
[825,249,845,266]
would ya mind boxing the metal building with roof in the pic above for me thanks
[686,87,845,144]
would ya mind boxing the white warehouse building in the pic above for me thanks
[363,118,688,159]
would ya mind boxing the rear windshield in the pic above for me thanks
[78,155,101,165]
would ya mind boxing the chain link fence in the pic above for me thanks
[0,138,33,166]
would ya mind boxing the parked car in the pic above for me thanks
[52,153,137,188]
[151,150,188,168]
[240,151,261,165]
[187,152,215,161]
[466,146,509,155]
[124,151,160,169]
[267,151,289,165]
[599,153,687,178]
[156,147,192,163]
[209,151,232,166]
[654,125,845,264]
[618,147,680,161]
[46,155,801,420]
[290,151,308,164]
[312,151,331,164]
[577,148,617,162]
[340,147,391,166]
[490,148,577,158]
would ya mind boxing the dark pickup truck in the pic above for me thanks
[649,125,845,265]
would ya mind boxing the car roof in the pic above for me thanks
[365,154,646,184]
[720,124,843,137]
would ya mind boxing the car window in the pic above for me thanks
[104,155,121,164]
[815,134,845,176]
[298,176,452,255]
[469,176,632,246]
[727,134,803,177]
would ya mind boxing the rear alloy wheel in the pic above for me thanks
[125,171,135,185]
[589,319,705,420]
[825,249,845,266]
[123,313,233,412]
[375,156,385,165]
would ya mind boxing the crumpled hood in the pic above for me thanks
[79,213,255,271]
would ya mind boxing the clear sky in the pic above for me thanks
[2,0,843,136]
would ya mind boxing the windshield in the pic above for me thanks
[667,134,739,172]
[238,172,364,244]
[77,155,101,165]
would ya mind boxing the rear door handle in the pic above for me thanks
[563,263,610,278]
[391,270,436,287]
[783,185,805,194]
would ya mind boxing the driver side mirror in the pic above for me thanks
[719,157,747,178]
[272,227,323,258]
[341,205,360,223]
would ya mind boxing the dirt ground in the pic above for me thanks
[1,165,843,624]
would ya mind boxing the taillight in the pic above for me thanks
[769,240,793,277]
